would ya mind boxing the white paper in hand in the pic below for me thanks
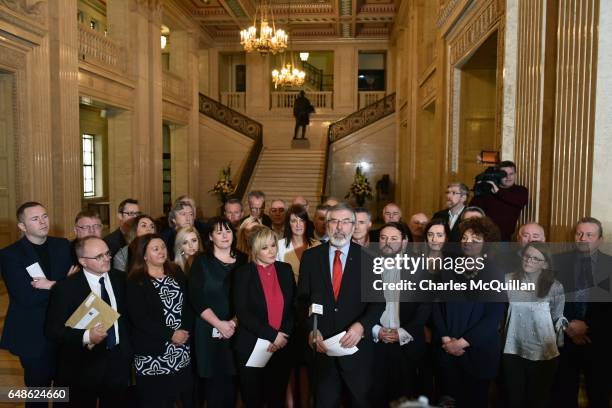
[26,262,46,279]
[246,338,273,367]
[323,331,359,357]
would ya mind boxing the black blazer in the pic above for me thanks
[0,236,71,357]
[387,302,432,360]
[104,228,127,258]
[432,207,465,242]
[233,261,296,365]
[297,242,383,342]
[126,268,194,356]
[554,250,612,347]
[44,269,132,386]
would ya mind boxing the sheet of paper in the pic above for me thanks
[65,291,120,332]
[245,338,273,368]
[25,262,46,279]
[73,307,99,329]
[323,331,359,357]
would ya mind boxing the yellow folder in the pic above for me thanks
[65,291,120,332]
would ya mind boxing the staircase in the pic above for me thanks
[246,148,327,213]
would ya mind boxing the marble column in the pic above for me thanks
[48,0,82,236]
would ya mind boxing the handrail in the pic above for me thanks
[302,60,323,90]
[321,93,396,201]
[327,93,395,143]
[198,93,263,200]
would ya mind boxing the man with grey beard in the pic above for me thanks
[298,203,383,408]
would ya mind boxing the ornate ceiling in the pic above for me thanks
[178,0,397,44]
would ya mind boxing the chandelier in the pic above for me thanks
[240,1,287,54]
[272,59,305,89]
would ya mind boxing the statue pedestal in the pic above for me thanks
[291,138,310,149]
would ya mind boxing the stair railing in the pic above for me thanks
[198,93,263,201]
[321,93,396,201]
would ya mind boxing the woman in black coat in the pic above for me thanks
[188,217,247,408]
[233,226,296,408]
[126,233,194,408]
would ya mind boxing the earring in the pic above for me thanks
[180,250,185,256]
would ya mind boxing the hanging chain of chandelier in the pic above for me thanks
[239,0,288,55]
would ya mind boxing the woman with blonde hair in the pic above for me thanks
[236,216,262,254]
[233,226,295,407]
[173,226,204,274]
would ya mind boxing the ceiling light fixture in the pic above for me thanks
[240,0,287,55]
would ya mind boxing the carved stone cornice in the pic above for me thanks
[0,0,47,38]
[448,0,501,65]
[0,43,26,67]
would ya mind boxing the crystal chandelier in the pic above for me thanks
[272,59,306,89]
[240,1,287,54]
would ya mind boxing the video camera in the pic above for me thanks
[473,166,507,196]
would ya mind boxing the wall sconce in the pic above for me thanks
[480,150,499,165]
[299,52,309,61]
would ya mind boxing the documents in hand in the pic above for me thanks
[65,292,120,332]
[26,262,46,279]
[245,338,273,368]
[323,331,359,357]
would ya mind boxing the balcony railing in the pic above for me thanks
[78,23,125,73]
[220,92,246,112]
[358,91,386,109]
[270,91,333,111]
[162,70,187,102]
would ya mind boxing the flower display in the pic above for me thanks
[345,166,373,206]
[209,163,236,202]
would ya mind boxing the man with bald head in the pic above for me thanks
[408,213,429,243]
[292,196,309,212]
[516,222,545,247]
[370,203,410,242]
[46,236,131,407]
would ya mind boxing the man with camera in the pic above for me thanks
[470,161,528,241]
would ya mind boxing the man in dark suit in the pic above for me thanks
[45,236,132,407]
[432,182,469,242]
[298,203,383,408]
[553,217,612,408]
[371,223,431,405]
[369,202,411,243]
[104,198,140,257]
[0,202,72,400]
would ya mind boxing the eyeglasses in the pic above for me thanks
[447,191,464,196]
[250,207,263,213]
[383,212,400,217]
[327,219,355,227]
[76,224,102,231]
[523,255,545,263]
[81,251,112,261]
[270,208,285,213]
[121,211,141,217]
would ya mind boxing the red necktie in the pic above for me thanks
[332,250,343,301]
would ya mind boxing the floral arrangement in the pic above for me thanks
[209,163,236,202]
[345,166,373,206]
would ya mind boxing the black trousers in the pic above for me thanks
[56,347,130,408]
[552,343,612,408]
[437,360,490,408]
[19,350,56,408]
[238,348,291,408]
[200,374,236,408]
[371,341,418,406]
[502,354,558,408]
[312,353,372,408]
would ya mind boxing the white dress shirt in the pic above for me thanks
[448,205,465,231]
[372,267,413,346]
[82,269,120,345]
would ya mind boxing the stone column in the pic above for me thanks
[48,0,82,236]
